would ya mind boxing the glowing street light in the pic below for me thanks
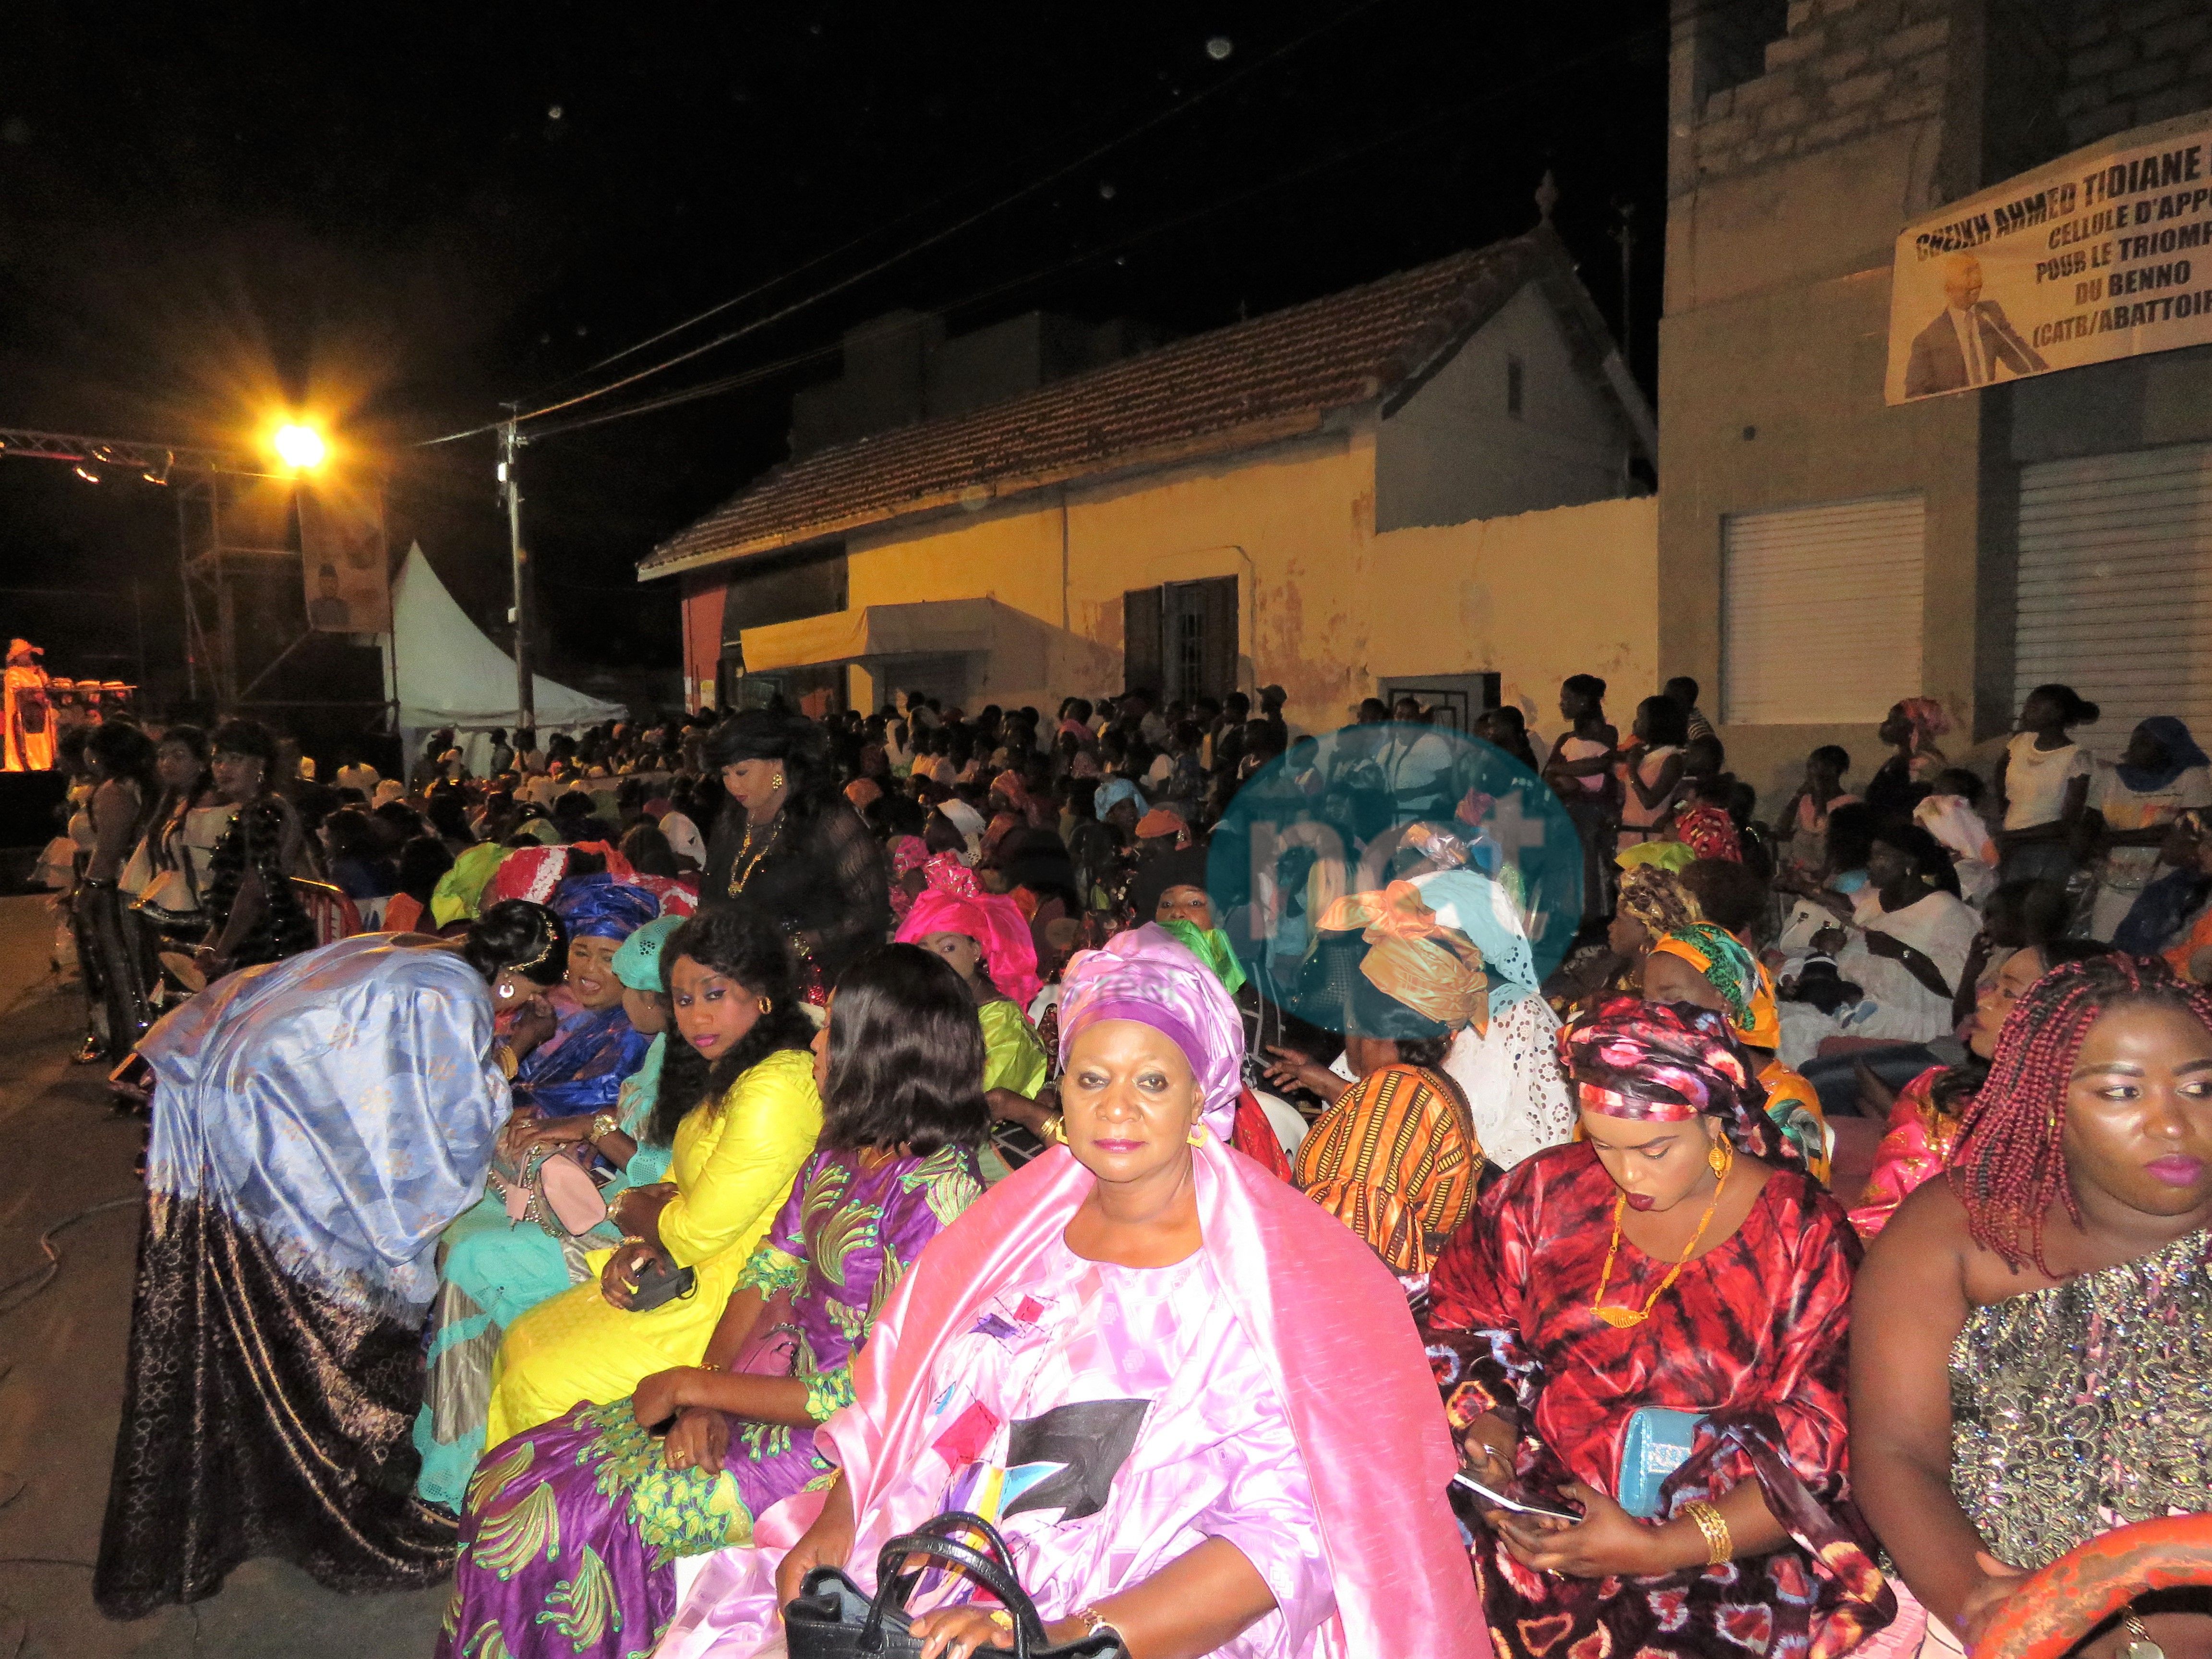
[271,422,326,471]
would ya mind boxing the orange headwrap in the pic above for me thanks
[1318,880,1490,1037]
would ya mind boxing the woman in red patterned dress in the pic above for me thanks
[1423,996,1894,1659]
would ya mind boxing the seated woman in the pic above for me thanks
[894,861,1049,1146]
[1264,881,1486,1281]
[441,943,990,1659]
[1544,860,1703,1011]
[482,903,824,1454]
[1849,936,2109,1238]
[1414,866,1577,1169]
[505,872,661,1118]
[1642,924,1830,1182]
[414,911,683,1509]
[1777,825,1979,1069]
[653,924,1479,1659]
[1426,996,1893,1659]
[94,902,571,1618]
[1851,954,2212,1658]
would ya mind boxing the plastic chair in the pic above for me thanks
[1980,1514,2212,1659]
[290,877,364,945]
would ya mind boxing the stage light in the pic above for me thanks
[271,422,326,471]
[141,452,173,485]
[72,464,101,483]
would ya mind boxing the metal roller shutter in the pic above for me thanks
[2015,442,2212,757]
[1721,493,1925,724]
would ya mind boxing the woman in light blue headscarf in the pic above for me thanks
[411,905,676,1509]
[1412,867,1576,1167]
[96,902,569,1618]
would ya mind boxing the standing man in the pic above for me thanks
[3,639,53,771]
[1904,252,2046,397]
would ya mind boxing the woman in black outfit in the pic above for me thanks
[701,709,889,997]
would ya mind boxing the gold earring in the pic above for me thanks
[770,773,784,789]
[1187,1122,1208,1146]
[1708,1139,1734,1179]
[757,996,772,1014]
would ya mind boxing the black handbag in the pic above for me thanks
[783,1510,1129,1659]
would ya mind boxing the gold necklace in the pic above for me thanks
[1591,1159,1729,1330]
[726,813,781,896]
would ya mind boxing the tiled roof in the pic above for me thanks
[642,228,1589,577]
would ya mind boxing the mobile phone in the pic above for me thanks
[1450,1472,1585,1525]
[108,1051,154,1095]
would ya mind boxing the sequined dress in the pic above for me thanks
[1948,1227,2212,1567]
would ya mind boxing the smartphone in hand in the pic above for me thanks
[1450,1471,1585,1525]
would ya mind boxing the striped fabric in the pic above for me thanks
[1292,1065,1481,1274]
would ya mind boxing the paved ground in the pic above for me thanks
[0,896,447,1658]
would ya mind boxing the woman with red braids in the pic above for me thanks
[1425,996,1895,1659]
[1851,954,2212,1659]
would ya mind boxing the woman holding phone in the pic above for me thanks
[1422,996,1893,1659]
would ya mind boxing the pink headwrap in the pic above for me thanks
[1056,922,1243,1137]
[659,1135,1485,1659]
[894,885,1044,1011]
[1897,696,1951,752]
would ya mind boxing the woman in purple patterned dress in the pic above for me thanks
[438,944,990,1659]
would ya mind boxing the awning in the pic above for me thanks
[740,597,1021,673]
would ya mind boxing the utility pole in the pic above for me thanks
[1611,200,1637,366]
[500,416,535,737]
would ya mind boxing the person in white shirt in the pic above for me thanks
[1994,682,2098,887]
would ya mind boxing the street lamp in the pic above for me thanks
[270,421,326,472]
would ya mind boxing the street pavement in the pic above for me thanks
[0,896,446,1658]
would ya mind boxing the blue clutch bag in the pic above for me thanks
[1616,1407,1707,1518]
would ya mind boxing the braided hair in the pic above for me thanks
[1948,953,2212,1272]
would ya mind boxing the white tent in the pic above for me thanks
[381,542,625,774]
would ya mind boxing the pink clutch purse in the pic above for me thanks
[492,1142,613,1240]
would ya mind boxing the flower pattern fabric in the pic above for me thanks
[438,1141,983,1659]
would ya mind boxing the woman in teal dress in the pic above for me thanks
[437,942,989,1659]
[414,904,677,1508]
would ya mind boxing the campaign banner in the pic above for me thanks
[1886,108,2212,404]
[298,481,392,634]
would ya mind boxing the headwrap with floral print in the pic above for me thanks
[1560,994,1798,1168]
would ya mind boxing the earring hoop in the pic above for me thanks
[1187,1122,1208,1146]
[757,996,772,1014]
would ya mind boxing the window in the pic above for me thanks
[1122,576,1237,701]
[1505,355,1525,419]
[1720,493,1925,724]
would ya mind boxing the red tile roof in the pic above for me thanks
[642,228,1590,577]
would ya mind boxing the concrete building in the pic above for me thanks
[640,222,1659,732]
[1662,0,2212,799]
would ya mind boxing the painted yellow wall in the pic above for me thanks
[824,421,1656,735]
[1368,494,1659,748]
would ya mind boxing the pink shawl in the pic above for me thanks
[663,1138,1487,1658]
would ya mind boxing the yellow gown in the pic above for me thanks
[483,1047,823,1448]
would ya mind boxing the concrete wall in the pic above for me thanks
[1375,283,1638,529]
[2061,0,2212,147]
[1367,495,1661,753]
[1661,0,2013,806]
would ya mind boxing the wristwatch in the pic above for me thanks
[588,1110,620,1142]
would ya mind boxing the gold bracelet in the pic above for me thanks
[492,1041,519,1080]
[589,1110,620,1142]
[1683,1499,1732,1566]
[1072,1606,1121,1644]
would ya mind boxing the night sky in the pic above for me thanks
[0,1,1668,720]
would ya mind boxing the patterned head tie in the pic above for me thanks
[1647,924,1781,1051]
[1319,879,1490,1038]
[1560,995,1798,1167]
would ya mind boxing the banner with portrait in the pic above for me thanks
[1886,108,2212,404]
[298,481,392,634]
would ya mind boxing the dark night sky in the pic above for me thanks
[0,1,1669,712]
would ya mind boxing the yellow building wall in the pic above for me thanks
[1368,494,1659,747]
[836,421,1656,736]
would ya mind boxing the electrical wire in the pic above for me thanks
[417,0,1400,446]
[522,9,1675,445]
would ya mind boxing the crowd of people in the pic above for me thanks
[47,676,2208,1659]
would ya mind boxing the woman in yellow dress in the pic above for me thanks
[483,902,824,1447]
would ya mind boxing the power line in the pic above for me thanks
[418,0,1399,447]
[522,9,1676,445]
